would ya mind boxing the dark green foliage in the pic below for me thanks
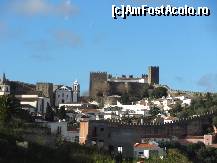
[185,142,205,159]
[0,95,33,126]
[149,107,161,116]
[0,134,114,163]
[0,95,22,125]
[150,87,168,99]
[121,93,131,105]
[159,141,217,163]
[135,149,191,163]
[169,103,182,116]
[57,106,66,120]
[165,149,192,163]
[212,116,217,127]
[0,95,34,140]
[45,103,54,121]
[120,86,168,104]
[143,89,149,98]
[197,147,217,163]
[169,93,217,119]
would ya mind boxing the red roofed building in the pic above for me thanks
[133,143,165,159]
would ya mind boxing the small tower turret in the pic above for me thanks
[72,80,80,103]
[0,73,10,96]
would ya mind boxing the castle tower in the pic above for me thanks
[0,73,10,96]
[148,66,159,85]
[89,72,108,98]
[36,82,54,105]
[72,80,80,103]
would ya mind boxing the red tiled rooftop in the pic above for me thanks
[134,143,157,148]
[164,116,177,120]
[185,136,204,139]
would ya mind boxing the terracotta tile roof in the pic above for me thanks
[164,116,177,120]
[185,136,204,139]
[134,143,157,148]
[178,139,193,145]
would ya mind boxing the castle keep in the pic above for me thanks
[89,66,160,98]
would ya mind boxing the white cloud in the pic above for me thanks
[8,0,78,18]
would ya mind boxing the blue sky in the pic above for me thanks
[0,0,217,94]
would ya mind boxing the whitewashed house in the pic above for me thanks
[15,94,50,115]
[46,121,79,143]
[134,143,165,159]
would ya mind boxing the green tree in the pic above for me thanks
[58,106,66,120]
[151,87,168,99]
[0,95,33,138]
[0,95,21,126]
[149,107,161,116]
[185,142,205,159]
[169,103,182,116]
[197,147,217,163]
[121,93,131,105]
[45,103,54,122]
[166,149,192,163]
[143,89,149,98]
[212,116,217,127]
[212,116,217,133]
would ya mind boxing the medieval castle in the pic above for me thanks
[89,66,159,98]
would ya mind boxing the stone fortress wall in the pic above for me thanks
[81,110,217,157]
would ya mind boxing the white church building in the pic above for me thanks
[55,80,80,107]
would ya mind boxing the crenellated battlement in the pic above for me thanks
[89,66,160,98]
[102,109,217,128]
[90,72,107,75]
[82,109,216,157]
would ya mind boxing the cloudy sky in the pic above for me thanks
[0,0,217,94]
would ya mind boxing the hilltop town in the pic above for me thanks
[1,66,217,163]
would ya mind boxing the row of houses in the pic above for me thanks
[57,93,192,124]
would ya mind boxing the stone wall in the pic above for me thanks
[89,72,108,98]
[36,82,54,106]
[81,110,216,157]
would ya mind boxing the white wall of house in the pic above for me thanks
[104,101,150,118]
[47,121,79,143]
[182,99,191,106]
[16,95,50,114]
[134,146,164,159]
[48,121,68,136]
[21,101,37,108]
[0,84,10,95]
